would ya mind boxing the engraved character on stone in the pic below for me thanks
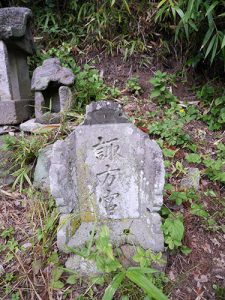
[99,189,120,215]
[93,137,122,160]
[97,164,120,186]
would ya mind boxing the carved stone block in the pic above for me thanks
[49,101,165,253]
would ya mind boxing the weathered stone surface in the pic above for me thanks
[36,112,61,125]
[50,140,77,214]
[0,100,33,125]
[50,101,165,253]
[20,119,45,132]
[31,58,75,91]
[0,41,11,101]
[0,7,35,55]
[59,86,73,111]
[180,168,200,190]
[32,59,75,124]
[65,255,101,277]
[83,101,129,125]
[33,145,53,191]
[0,8,34,125]
[34,92,45,121]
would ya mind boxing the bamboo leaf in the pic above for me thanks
[210,35,218,64]
[218,12,225,17]
[221,35,225,49]
[173,6,184,18]
[157,0,167,9]
[201,27,214,49]
[186,0,194,19]
[128,267,160,274]
[205,1,218,16]
[184,23,189,40]
[126,270,168,300]
[169,0,175,7]
[188,19,198,31]
[205,35,216,58]
[102,272,126,300]
[122,0,131,14]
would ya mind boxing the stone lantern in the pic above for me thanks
[0,7,35,125]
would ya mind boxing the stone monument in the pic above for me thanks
[0,7,35,125]
[49,101,165,254]
[31,58,75,124]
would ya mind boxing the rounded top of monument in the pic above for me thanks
[83,101,130,125]
[31,58,75,91]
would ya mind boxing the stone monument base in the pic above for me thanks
[57,215,164,253]
[0,100,34,125]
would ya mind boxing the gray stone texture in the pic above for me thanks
[0,7,34,125]
[20,119,45,132]
[0,41,11,101]
[180,167,200,190]
[65,255,101,277]
[31,58,75,91]
[0,7,35,55]
[50,101,165,253]
[59,86,73,111]
[83,101,129,125]
[32,58,75,124]
[0,99,33,125]
[33,145,53,191]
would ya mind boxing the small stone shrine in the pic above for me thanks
[0,7,35,125]
[50,101,165,254]
[31,58,75,124]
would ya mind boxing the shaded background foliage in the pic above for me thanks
[1,0,225,72]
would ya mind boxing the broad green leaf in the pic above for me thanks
[102,272,126,300]
[151,90,161,97]
[190,204,209,218]
[52,280,64,289]
[51,268,63,281]
[48,252,59,264]
[181,246,192,255]
[163,148,177,158]
[92,276,105,285]
[121,296,129,300]
[163,216,184,242]
[126,270,168,300]
[185,153,201,163]
[66,274,77,285]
